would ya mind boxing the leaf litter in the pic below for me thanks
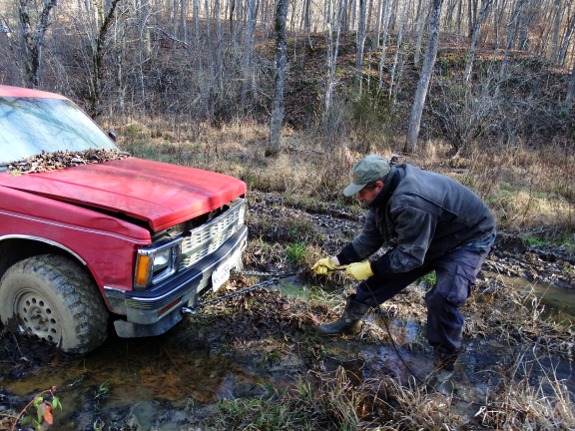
[7,148,130,175]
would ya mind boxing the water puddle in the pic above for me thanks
[1,336,276,430]
[492,273,575,324]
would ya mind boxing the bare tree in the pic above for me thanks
[240,0,257,108]
[355,0,367,93]
[463,0,492,83]
[17,0,58,88]
[499,0,526,79]
[404,0,444,153]
[324,0,345,115]
[89,0,122,116]
[268,0,289,155]
[389,0,410,98]
[565,60,575,111]
[377,0,393,90]
[414,0,428,67]
[558,11,575,66]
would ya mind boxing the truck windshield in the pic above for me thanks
[0,97,118,165]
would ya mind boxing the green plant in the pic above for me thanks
[524,234,547,247]
[11,386,62,431]
[262,349,282,365]
[92,381,110,409]
[419,271,436,289]
[92,418,106,431]
[286,242,309,266]
[122,124,143,135]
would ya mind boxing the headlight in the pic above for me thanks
[153,249,171,269]
[135,238,183,290]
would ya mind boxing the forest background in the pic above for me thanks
[0,0,574,243]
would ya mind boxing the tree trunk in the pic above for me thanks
[551,0,563,63]
[90,0,122,117]
[173,0,179,39]
[499,0,526,79]
[374,0,384,47]
[414,0,427,67]
[565,60,575,111]
[389,0,410,97]
[377,0,393,89]
[559,12,575,66]
[241,0,257,108]
[324,0,345,116]
[445,0,456,32]
[268,0,289,155]
[467,0,473,37]
[193,0,200,38]
[18,0,58,89]
[139,0,151,62]
[181,0,188,43]
[302,0,312,43]
[463,0,492,83]
[404,0,444,153]
[456,0,462,35]
[355,0,367,92]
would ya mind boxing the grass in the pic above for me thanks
[285,243,309,266]
[206,369,360,431]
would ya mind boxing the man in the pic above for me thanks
[312,155,496,371]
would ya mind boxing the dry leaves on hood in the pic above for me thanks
[8,148,130,175]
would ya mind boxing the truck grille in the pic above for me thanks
[179,198,246,270]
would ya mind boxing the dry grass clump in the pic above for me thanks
[465,279,575,359]
[484,377,574,429]
[204,357,575,430]
[352,361,575,430]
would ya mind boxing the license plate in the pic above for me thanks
[211,263,230,292]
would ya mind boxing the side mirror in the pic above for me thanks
[108,130,118,142]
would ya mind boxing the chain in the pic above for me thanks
[181,269,296,315]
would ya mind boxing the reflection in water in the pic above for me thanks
[493,273,575,324]
[2,336,269,430]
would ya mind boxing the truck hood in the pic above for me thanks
[0,158,246,231]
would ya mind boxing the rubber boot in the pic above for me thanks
[317,294,369,335]
[433,347,459,372]
[427,347,459,393]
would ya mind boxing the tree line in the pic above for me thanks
[1,0,574,152]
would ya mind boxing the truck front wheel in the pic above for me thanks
[0,254,108,355]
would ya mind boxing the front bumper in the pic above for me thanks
[107,225,247,338]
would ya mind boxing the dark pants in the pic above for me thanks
[355,246,491,354]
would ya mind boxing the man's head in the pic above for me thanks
[343,155,390,198]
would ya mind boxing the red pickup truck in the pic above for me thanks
[0,85,248,355]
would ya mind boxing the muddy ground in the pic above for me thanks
[0,193,573,430]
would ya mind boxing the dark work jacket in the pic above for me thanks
[336,164,496,276]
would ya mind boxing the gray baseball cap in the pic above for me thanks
[343,155,390,196]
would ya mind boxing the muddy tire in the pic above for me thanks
[0,254,108,355]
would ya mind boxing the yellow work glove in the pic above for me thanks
[311,257,340,275]
[345,261,374,281]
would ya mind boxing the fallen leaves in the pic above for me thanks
[8,148,130,175]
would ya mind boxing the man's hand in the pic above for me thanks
[344,261,374,281]
[311,257,340,275]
